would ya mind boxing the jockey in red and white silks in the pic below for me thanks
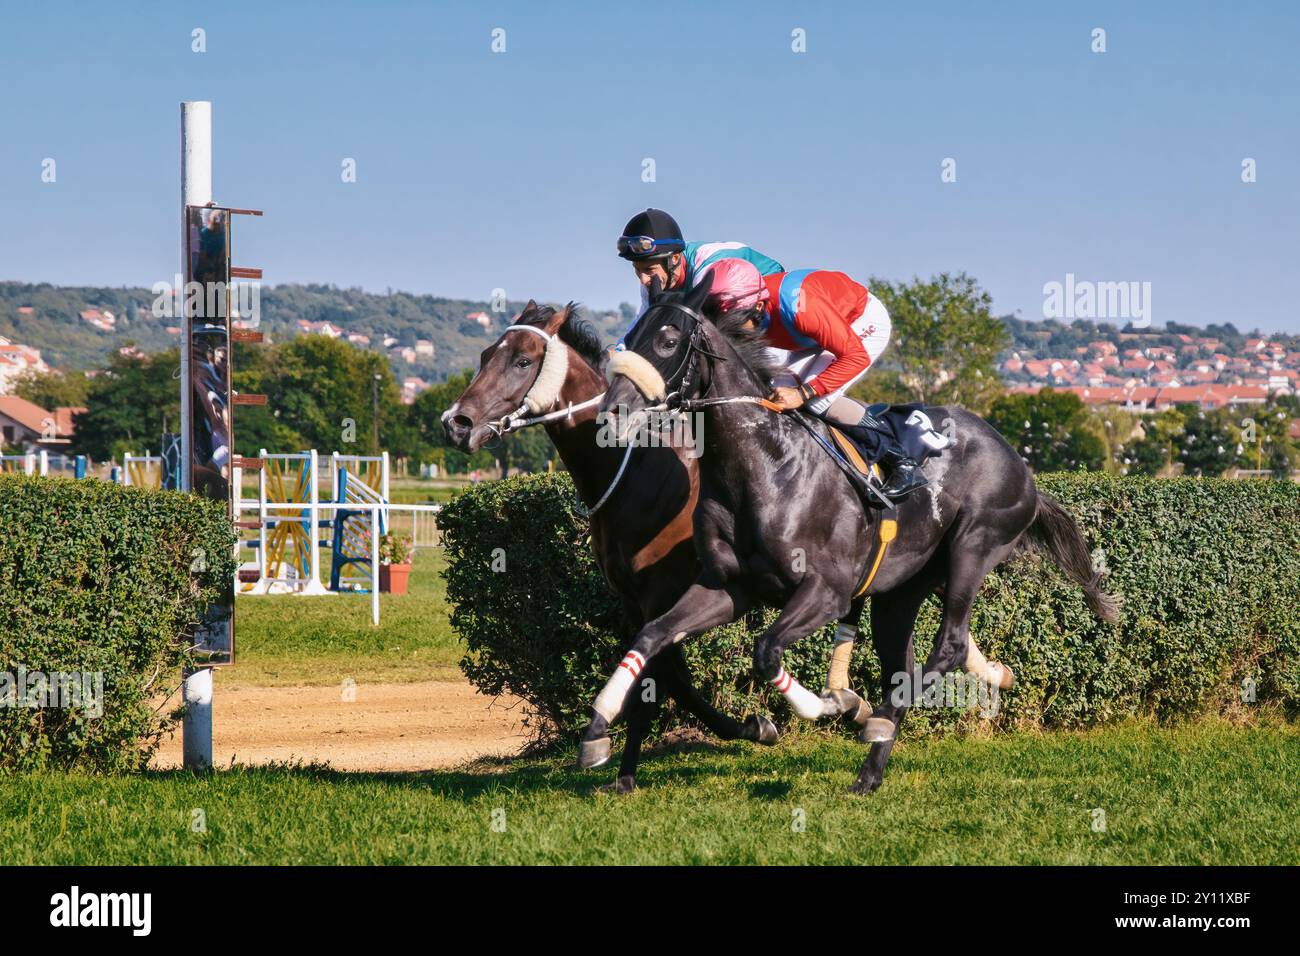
[697,260,888,410]
[697,258,927,501]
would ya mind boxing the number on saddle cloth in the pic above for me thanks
[861,403,953,464]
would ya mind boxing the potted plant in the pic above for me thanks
[377,532,414,595]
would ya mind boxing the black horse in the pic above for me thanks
[581,278,1119,793]
[442,301,778,792]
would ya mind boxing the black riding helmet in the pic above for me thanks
[616,208,685,261]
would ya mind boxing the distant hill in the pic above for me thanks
[11,279,1292,383]
[0,281,635,380]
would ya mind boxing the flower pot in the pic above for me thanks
[379,563,411,595]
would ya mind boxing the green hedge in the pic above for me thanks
[0,475,235,772]
[441,473,1300,743]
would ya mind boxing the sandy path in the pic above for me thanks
[152,680,529,772]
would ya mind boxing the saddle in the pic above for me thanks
[828,426,881,483]
[798,403,951,510]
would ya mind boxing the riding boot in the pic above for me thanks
[877,443,928,501]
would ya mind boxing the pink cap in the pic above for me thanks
[697,258,768,312]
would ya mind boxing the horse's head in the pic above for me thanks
[442,300,578,451]
[600,273,774,438]
[599,275,718,431]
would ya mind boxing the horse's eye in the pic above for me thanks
[515,357,532,369]
[654,330,680,357]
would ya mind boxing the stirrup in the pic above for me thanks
[880,458,927,501]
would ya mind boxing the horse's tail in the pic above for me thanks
[1026,492,1122,624]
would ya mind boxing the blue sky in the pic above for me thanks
[1,1,1297,332]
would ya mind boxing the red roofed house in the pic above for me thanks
[0,396,83,452]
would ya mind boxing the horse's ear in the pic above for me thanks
[541,302,571,336]
[687,269,715,308]
[518,299,538,320]
[647,276,664,302]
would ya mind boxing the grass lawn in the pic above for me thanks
[1,721,1295,865]
[228,549,462,687]
[386,478,469,505]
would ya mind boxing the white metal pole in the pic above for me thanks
[302,449,328,594]
[380,450,390,535]
[181,666,213,770]
[180,100,211,493]
[38,450,48,476]
[181,101,213,772]
[371,506,380,626]
[232,460,243,588]
[258,448,269,587]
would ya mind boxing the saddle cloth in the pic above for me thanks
[831,403,952,481]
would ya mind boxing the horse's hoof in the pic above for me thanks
[992,662,1015,690]
[577,736,612,769]
[744,714,779,746]
[594,776,636,795]
[849,776,882,795]
[860,717,897,744]
[821,688,871,725]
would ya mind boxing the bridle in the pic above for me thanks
[474,321,631,519]
[632,300,715,412]
[481,323,604,440]
[628,300,783,415]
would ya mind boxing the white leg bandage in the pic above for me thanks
[593,650,645,723]
[826,623,857,691]
[771,667,827,721]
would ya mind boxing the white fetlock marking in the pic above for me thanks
[771,667,826,721]
[594,650,645,722]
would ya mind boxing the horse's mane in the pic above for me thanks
[644,286,780,388]
[519,302,606,371]
[710,306,781,384]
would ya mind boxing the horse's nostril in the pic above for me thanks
[451,415,473,432]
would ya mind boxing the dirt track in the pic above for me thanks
[152,680,529,772]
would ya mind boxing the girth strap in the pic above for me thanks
[853,517,898,598]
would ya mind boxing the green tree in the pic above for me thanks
[986,388,1106,472]
[13,369,90,410]
[1234,402,1299,478]
[849,272,1008,414]
[407,370,495,474]
[73,347,180,461]
[505,426,556,474]
[1121,407,1186,476]
[1176,405,1237,477]
[243,335,402,458]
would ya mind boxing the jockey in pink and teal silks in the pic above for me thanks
[614,207,783,348]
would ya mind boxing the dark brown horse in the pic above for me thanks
[442,301,778,792]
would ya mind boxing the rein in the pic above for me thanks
[480,322,627,519]
[486,392,605,436]
[613,300,891,510]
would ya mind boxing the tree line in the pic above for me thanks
[10,272,1299,479]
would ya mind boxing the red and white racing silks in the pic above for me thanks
[758,269,875,398]
[697,259,892,407]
